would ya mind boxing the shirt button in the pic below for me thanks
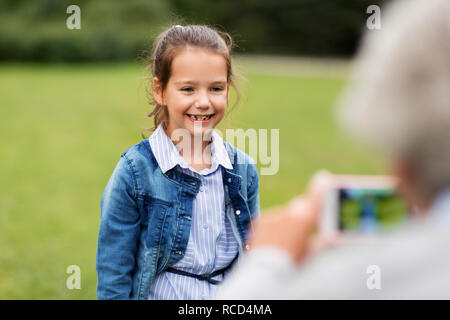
[203,224,209,230]
[200,186,204,192]
[235,210,241,215]
[201,295,207,300]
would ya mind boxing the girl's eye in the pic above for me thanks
[211,87,224,92]
[181,87,194,92]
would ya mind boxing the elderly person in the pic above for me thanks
[216,0,450,299]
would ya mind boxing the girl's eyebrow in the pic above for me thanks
[174,80,196,85]
[211,80,228,85]
[174,80,227,86]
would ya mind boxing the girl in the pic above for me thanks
[96,25,260,300]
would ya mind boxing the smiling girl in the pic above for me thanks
[96,25,260,300]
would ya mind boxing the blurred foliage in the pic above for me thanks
[0,0,388,61]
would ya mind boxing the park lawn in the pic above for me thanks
[0,59,384,299]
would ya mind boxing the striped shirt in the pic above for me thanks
[147,125,240,300]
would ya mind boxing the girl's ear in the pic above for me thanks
[226,82,231,103]
[153,77,164,105]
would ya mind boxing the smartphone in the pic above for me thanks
[319,175,407,236]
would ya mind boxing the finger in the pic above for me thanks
[308,170,333,200]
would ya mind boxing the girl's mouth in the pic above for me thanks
[186,113,215,123]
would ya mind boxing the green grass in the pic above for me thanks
[0,59,385,299]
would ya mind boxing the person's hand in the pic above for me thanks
[246,170,339,263]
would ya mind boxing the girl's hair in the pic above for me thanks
[144,25,241,132]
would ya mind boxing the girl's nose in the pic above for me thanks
[196,90,211,109]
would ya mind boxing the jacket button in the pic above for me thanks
[228,178,232,183]
[235,210,241,215]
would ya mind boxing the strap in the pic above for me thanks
[165,268,221,285]
[165,254,239,285]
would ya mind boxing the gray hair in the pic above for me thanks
[339,0,450,195]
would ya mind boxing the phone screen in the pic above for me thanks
[338,188,407,233]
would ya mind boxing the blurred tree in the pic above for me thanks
[169,0,388,55]
[0,0,389,61]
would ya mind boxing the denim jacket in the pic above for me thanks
[96,139,260,300]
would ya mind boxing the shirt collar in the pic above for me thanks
[148,124,233,175]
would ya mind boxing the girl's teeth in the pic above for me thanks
[189,115,211,121]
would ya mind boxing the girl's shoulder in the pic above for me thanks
[118,139,158,171]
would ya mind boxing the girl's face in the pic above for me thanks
[154,47,230,140]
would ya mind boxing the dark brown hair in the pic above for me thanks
[144,25,241,133]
